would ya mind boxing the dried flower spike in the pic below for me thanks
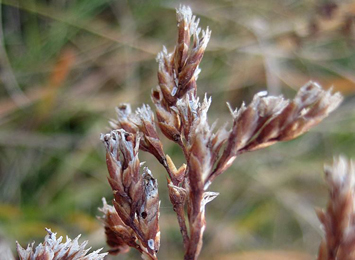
[152,5,211,145]
[110,103,166,166]
[98,197,134,255]
[317,157,355,260]
[209,82,342,182]
[101,5,342,260]
[16,228,107,260]
[101,130,160,259]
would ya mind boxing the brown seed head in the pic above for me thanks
[211,81,342,182]
[98,198,134,255]
[111,104,166,164]
[101,130,160,259]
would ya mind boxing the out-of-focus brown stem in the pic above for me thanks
[167,177,190,250]
[184,213,203,260]
[185,164,205,260]
[174,202,190,250]
[165,164,189,248]
[177,149,198,255]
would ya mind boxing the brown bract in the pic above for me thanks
[110,104,166,166]
[98,198,134,255]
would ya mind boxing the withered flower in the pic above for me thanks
[210,82,342,182]
[173,5,211,98]
[155,5,210,106]
[100,5,343,260]
[110,103,138,134]
[16,229,107,260]
[178,94,229,178]
[98,197,134,255]
[153,5,211,146]
[101,130,160,259]
[111,103,166,166]
[152,89,181,143]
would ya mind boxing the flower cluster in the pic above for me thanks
[16,229,107,260]
[13,5,346,260]
[100,5,342,260]
[101,130,160,260]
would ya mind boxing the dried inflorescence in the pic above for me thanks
[317,157,355,260]
[210,82,343,182]
[110,104,166,167]
[100,130,160,260]
[12,4,346,260]
[16,228,107,260]
[98,198,133,255]
[100,5,342,260]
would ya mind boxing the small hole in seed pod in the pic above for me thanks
[125,133,132,141]
[152,90,160,100]
[141,211,147,219]
[173,134,180,142]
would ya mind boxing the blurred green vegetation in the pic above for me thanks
[0,0,354,259]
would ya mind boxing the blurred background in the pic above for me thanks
[0,0,354,259]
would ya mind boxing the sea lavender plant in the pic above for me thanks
[99,5,343,260]
[15,5,345,260]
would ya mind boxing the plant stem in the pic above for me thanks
[174,202,190,250]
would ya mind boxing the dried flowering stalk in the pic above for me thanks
[101,5,342,260]
[209,82,343,183]
[16,228,107,260]
[317,157,355,260]
[100,130,160,260]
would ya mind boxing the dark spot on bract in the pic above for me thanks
[125,133,132,141]
[173,134,181,142]
[141,211,147,219]
[152,90,160,100]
